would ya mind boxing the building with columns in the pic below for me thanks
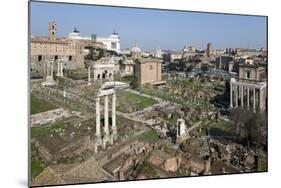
[69,30,121,53]
[230,61,267,112]
[95,88,117,153]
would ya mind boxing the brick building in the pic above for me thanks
[135,58,165,85]
[30,20,105,72]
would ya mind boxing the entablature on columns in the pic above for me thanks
[231,80,267,90]
[97,89,115,97]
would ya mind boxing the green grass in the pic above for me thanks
[139,129,159,143]
[31,94,58,114]
[31,143,45,179]
[213,121,232,132]
[116,90,158,112]
[66,69,88,80]
[119,76,134,83]
[258,159,268,171]
[207,120,234,137]
[31,122,65,138]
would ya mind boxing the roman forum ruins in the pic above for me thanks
[94,87,117,153]
[230,61,267,112]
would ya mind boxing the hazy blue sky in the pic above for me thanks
[30,1,267,51]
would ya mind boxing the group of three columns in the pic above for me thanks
[95,92,117,153]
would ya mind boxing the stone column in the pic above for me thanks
[259,88,262,111]
[112,93,117,136]
[253,88,256,112]
[43,61,46,76]
[235,85,238,107]
[50,61,54,78]
[88,66,91,86]
[45,61,49,77]
[60,61,63,76]
[104,95,109,145]
[230,83,233,107]
[247,87,250,108]
[95,97,101,144]
[241,85,244,107]
[57,62,60,76]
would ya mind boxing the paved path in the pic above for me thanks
[187,121,202,132]
[126,89,163,102]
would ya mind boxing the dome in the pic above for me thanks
[131,46,141,53]
[131,42,141,53]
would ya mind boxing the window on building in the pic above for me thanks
[150,65,153,70]
[111,42,117,49]
[69,56,72,61]
[38,55,42,62]
[54,55,58,60]
[246,71,251,79]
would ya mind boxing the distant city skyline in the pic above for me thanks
[30,1,267,51]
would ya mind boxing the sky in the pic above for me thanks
[30,1,267,51]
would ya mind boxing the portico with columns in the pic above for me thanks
[94,88,117,153]
[230,78,267,112]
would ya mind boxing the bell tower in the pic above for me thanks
[48,20,57,41]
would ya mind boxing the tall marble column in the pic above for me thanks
[60,61,63,76]
[104,95,109,139]
[95,97,101,142]
[112,93,117,136]
[45,61,48,77]
[247,87,250,108]
[230,83,233,107]
[241,85,244,107]
[88,66,91,86]
[259,88,262,110]
[43,61,46,77]
[235,85,238,107]
[50,61,54,78]
[253,88,256,112]
[57,62,60,76]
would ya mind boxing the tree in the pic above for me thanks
[178,60,186,71]
[201,64,208,72]
[186,65,193,72]
[244,112,267,149]
[229,108,252,137]
[130,75,139,89]
[167,62,177,71]
[229,108,267,150]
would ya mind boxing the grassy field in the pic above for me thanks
[116,89,158,112]
[31,94,58,114]
[139,129,159,143]
[207,120,235,137]
[31,143,45,179]
[258,160,268,171]
[65,69,88,80]
[31,122,65,139]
